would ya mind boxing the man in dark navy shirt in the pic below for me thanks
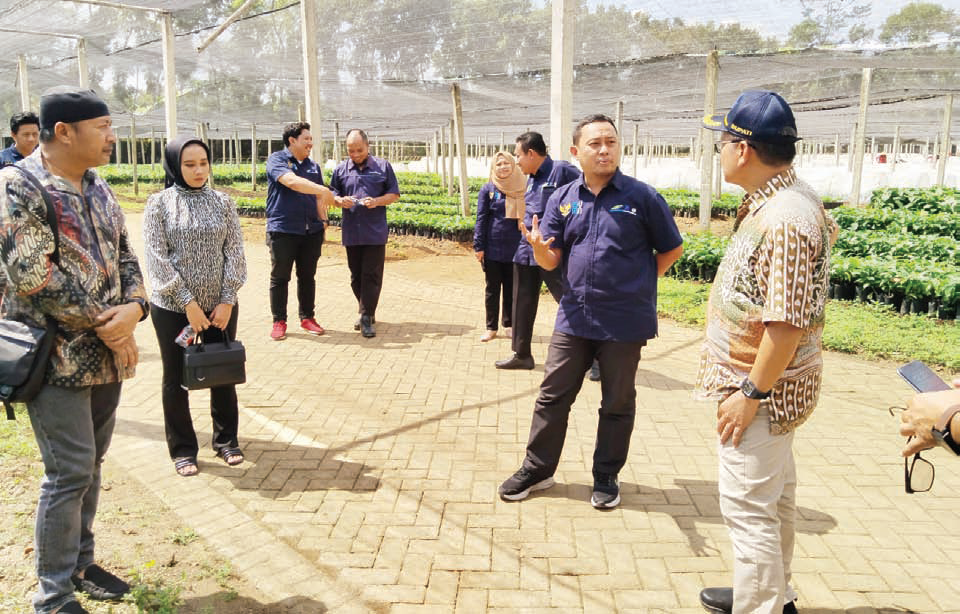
[330,129,400,338]
[495,131,580,370]
[498,114,683,510]
[265,121,335,341]
[0,111,40,167]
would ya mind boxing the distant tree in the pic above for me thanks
[847,23,873,44]
[879,2,958,44]
[787,0,871,46]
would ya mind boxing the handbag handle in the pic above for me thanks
[195,327,234,351]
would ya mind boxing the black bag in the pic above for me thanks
[0,166,61,420]
[181,330,246,390]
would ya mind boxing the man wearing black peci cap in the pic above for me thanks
[694,90,837,614]
[0,86,149,614]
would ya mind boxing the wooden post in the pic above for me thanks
[850,68,872,206]
[433,131,440,177]
[632,123,639,177]
[333,122,341,162]
[447,118,455,197]
[439,126,447,187]
[834,133,840,166]
[698,50,719,230]
[451,84,470,215]
[550,0,574,160]
[150,128,156,168]
[937,94,954,186]
[130,118,139,197]
[892,125,901,172]
[17,54,30,111]
[251,124,257,191]
[615,100,624,158]
[848,124,856,172]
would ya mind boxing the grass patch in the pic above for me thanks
[0,405,37,460]
[657,278,960,369]
[170,527,199,546]
[124,560,184,614]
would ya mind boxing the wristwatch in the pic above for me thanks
[932,405,960,456]
[740,377,771,400]
[129,297,149,321]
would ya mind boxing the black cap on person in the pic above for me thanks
[703,90,800,144]
[39,86,110,131]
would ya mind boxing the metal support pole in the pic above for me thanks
[17,54,29,111]
[892,125,901,172]
[550,0,574,160]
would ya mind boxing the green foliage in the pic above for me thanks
[668,233,729,282]
[170,528,199,546]
[880,2,958,44]
[124,560,183,614]
[0,405,37,460]
[869,186,960,214]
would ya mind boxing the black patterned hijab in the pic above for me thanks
[163,135,211,190]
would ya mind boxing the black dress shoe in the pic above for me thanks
[699,587,797,613]
[360,314,376,338]
[354,316,375,331]
[495,354,534,370]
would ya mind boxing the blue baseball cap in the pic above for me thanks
[703,90,800,144]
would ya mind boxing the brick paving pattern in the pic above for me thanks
[108,214,960,613]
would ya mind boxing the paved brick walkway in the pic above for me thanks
[108,214,959,613]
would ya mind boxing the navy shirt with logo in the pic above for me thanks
[330,155,400,247]
[540,169,683,343]
[514,155,581,266]
[473,181,522,263]
[0,144,26,168]
[265,148,326,235]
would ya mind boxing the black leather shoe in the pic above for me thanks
[699,587,797,613]
[360,314,376,338]
[354,316,375,331]
[495,354,534,370]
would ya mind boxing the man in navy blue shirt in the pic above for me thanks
[498,114,683,510]
[330,129,400,338]
[495,131,580,370]
[265,121,335,341]
[0,111,40,167]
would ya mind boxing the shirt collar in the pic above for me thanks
[348,155,373,172]
[533,155,553,181]
[742,167,798,214]
[575,167,624,197]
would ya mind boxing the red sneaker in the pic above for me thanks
[270,321,287,340]
[300,318,325,335]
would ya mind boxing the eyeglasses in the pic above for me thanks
[889,405,935,494]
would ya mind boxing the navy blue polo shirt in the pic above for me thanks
[540,169,683,343]
[514,156,580,266]
[330,155,400,247]
[473,181,522,263]
[0,144,25,168]
[265,148,326,235]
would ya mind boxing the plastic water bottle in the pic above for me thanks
[175,325,196,348]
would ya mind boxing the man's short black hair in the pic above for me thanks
[345,128,369,144]
[283,121,310,147]
[750,140,797,166]
[10,111,39,135]
[515,131,547,156]
[573,114,617,146]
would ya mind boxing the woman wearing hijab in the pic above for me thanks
[143,136,247,477]
[473,151,526,342]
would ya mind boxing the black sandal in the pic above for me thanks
[218,447,244,466]
[174,457,198,477]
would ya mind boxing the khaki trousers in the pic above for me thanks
[718,406,799,614]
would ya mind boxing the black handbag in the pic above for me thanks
[0,166,61,420]
[181,329,246,390]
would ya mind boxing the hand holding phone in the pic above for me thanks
[897,360,951,393]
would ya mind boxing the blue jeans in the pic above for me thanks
[27,383,121,613]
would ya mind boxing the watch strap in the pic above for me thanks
[935,404,960,432]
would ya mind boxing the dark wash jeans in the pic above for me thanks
[27,382,122,613]
[267,230,324,322]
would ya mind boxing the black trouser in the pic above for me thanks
[511,263,563,358]
[346,244,386,317]
[483,259,514,331]
[150,303,240,460]
[267,230,324,322]
[521,331,645,477]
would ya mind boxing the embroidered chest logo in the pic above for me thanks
[609,204,637,215]
[559,201,581,217]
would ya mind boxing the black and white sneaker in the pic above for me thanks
[498,467,555,501]
[591,472,620,508]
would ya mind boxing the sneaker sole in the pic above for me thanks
[271,334,286,341]
[699,602,728,614]
[301,329,324,335]
[590,492,621,509]
[499,476,555,501]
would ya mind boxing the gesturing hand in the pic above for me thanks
[522,214,554,253]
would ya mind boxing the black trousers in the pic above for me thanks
[267,230,324,322]
[521,331,645,477]
[346,244,386,317]
[483,259,514,331]
[511,263,563,358]
[150,303,240,460]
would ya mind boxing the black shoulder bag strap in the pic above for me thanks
[3,166,61,419]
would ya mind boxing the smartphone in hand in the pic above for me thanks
[897,360,951,393]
